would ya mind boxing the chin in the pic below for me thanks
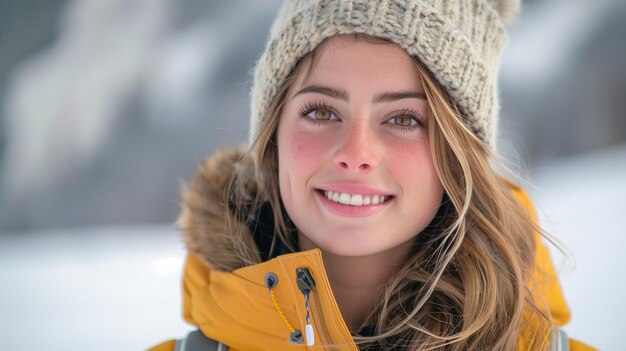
[307,232,396,258]
[320,244,377,257]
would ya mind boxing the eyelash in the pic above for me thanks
[297,100,337,126]
[386,108,426,132]
[296,101,425,131]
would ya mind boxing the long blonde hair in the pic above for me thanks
[240,34,552,350]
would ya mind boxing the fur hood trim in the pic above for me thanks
[178,148,262,272]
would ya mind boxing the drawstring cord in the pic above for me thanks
[264,269,317,346]
[265,272,303,344]
[269,287,296,334]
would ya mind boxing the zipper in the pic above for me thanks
[296,267,333,348]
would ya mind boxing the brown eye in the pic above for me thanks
[394,116,413,126]
[385,113,422,131]
[298,101,338,123]
[314,109,332,120]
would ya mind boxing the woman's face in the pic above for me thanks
[276,36,444,257]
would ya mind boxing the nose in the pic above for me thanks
[333,120,379,173]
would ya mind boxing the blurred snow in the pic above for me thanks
[530,143,626,351]
[0,225,191,350]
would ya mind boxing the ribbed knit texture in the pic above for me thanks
[249,0,520,147]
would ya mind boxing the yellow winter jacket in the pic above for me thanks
[148,149,596,351]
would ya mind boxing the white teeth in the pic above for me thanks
[338,193,351,205]
[350,194,363,206]
[323,191,389,206]
[372,195,380,205]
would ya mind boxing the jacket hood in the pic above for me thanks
[178,147,263,272]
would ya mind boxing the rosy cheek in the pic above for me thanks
[386,136,423,161]
[386,140,437,185]
[282,131,331,169]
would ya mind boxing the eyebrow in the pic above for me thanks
[293,85,427,102]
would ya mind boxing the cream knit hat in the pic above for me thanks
[249,0,520,147]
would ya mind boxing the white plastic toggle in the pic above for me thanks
[305,324,315,346]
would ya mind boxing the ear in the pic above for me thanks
[492,0,522,23]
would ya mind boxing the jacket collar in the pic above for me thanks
[183,246,358,350]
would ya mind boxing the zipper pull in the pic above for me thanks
[305,324,314,347]
[296,268,316,346]
[296,267,316,292]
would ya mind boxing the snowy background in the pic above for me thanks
[1,0,624,350]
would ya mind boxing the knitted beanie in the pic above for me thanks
[249,0,520,147]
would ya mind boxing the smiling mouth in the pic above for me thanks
[316,189,394,206]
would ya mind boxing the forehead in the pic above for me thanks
[291,35,424,94]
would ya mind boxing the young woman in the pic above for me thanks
[150,1,595,350]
